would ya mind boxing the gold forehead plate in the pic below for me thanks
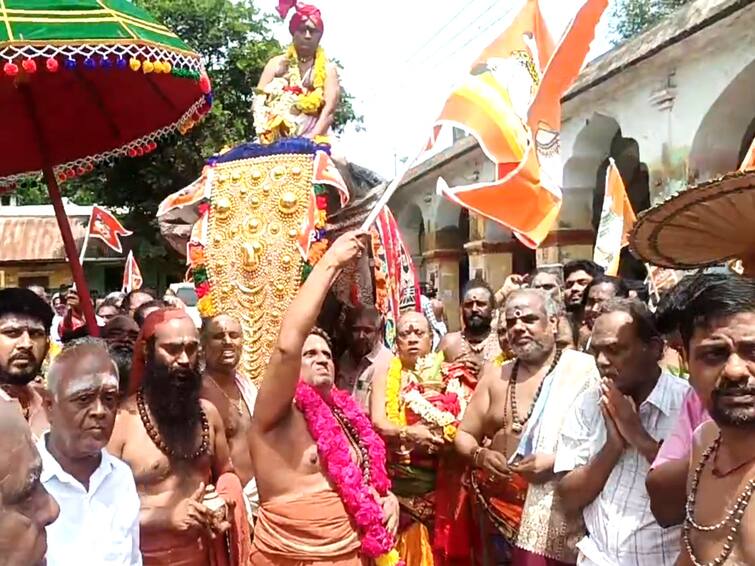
[205,154,312,384]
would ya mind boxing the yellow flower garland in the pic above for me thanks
[386,352,461,441]
[385,357,406,426]
[286,44,327,115]
[493,352,510,367]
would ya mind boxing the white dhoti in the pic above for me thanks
[244,478,260,526]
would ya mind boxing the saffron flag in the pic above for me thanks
[122,251,144,293]
[740,136,755,171]
[87,206,132,254]
[431,0,608,247]
[593,158,636,276]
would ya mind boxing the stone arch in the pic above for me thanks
[592,133,650,231]
[564,114,621,191]
[395,203,424,265]
[429,196,464,250]
[562,113,649,280]
[561,113,621,230]
[689,58,755,181]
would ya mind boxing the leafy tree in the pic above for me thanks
[17,0,360,278]
[610,0,693,43]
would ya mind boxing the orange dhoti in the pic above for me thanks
[250,489,365,566]
[141,533,211,566]
[470,469,528,565]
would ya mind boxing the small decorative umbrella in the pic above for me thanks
[629,170,755,277]
[0,0,212,334]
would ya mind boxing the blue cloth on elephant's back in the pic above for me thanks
[209,137,331,165]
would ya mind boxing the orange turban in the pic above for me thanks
[128,308,194,396]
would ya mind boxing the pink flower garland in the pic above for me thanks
[295,383,401,564]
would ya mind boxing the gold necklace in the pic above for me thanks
[464,332,490,354]
[208,377,245,417]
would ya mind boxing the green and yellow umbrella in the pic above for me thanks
[0,0,213,334]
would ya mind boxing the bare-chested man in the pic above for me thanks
[0,288,53,437]
[440,278,500,368]
[249,232,398,565]
[201,314,258,518]
[673,274,755,566]
[455,289,599,565]
[102,314,140,397]
[108,309,237,565]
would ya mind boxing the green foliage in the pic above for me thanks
[610,0,693,43]
[16,0,360,276]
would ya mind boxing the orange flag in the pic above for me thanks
[593,158,636,276]
[122,250,144,293]
[740,136,755,171]
[88,205,133,254]
[432,0,608,247]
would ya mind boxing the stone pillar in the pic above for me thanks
[423,249,462,332]
[464,241,514,292]
[536,229,595,265]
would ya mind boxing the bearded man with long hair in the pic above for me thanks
[108,309,250,565]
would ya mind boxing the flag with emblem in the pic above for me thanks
[87,206,132,254]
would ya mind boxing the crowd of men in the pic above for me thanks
[0,231,753,566]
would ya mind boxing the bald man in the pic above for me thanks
[0,400,60,565]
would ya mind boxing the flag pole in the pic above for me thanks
[360,144,425,231]
[122,251,132,293]
[78,208,93,264]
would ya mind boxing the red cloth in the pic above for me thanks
[511,547,573,566]
[212,473,252,566]
[277,1,324,34]
[128,308,193,396]
[58,309,86,337]
[434,458,474,565]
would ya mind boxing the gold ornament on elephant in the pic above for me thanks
[204,154,310,383]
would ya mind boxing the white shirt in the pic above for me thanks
[554,371,689,566]
[38,433,142,566]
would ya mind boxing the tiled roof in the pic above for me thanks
[0,216,86,262]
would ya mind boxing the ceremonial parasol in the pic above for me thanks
[0,0,212,334]
[629,170,755,277]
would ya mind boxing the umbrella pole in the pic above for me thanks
[19,83,99,336]
[43,167,100,337]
